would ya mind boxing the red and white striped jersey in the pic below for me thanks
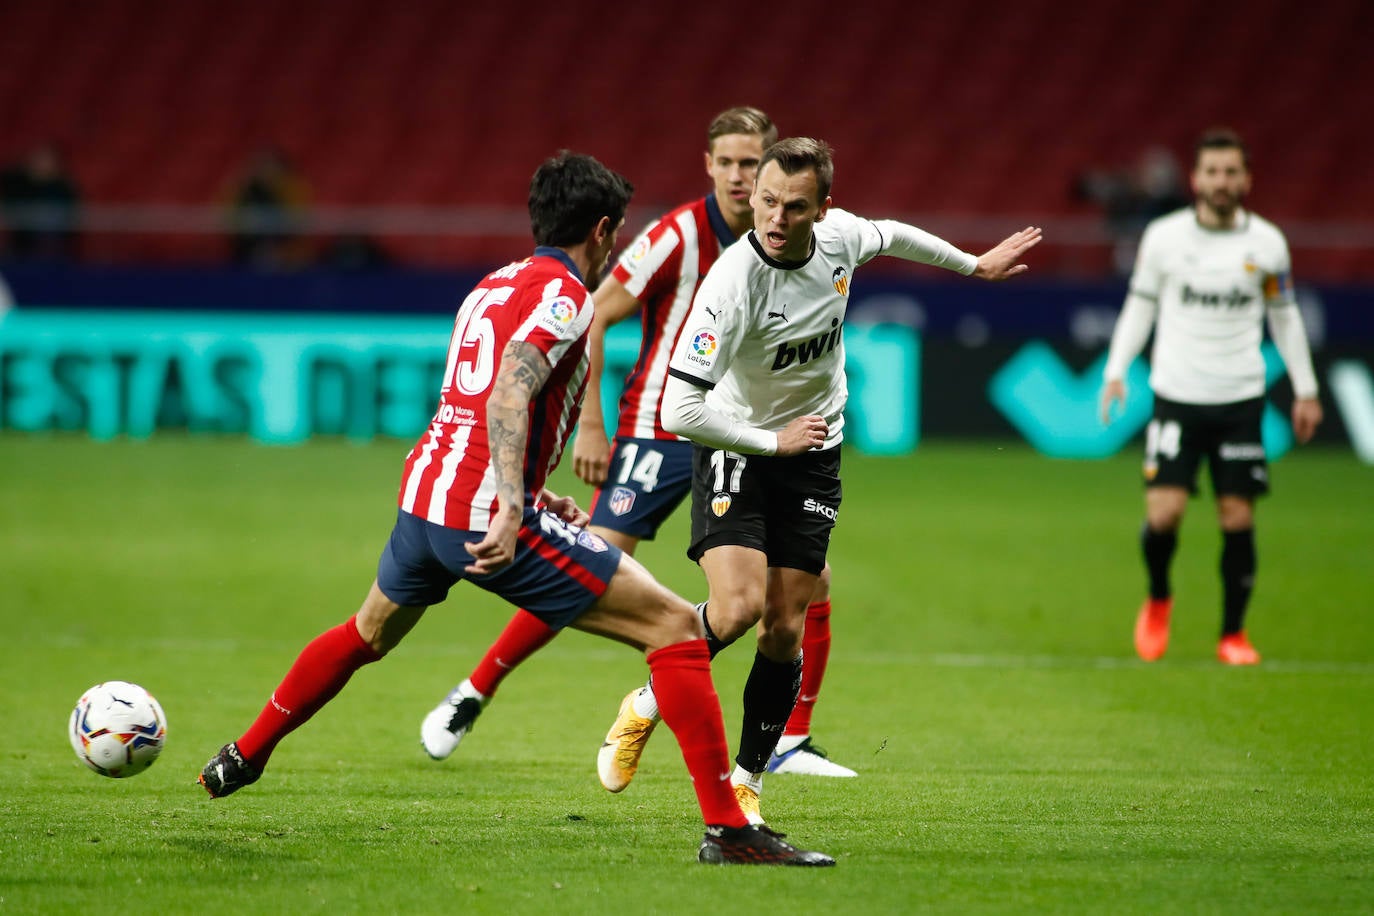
[609,195,739,440]
[398,249,594,531]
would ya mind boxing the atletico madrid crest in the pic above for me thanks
[608,486,636,516]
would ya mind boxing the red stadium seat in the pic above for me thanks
[0,0,1369,277]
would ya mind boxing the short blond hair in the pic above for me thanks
[707,107,778,152]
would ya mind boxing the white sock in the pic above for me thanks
[631,682,659,720]
[731,766,763,793]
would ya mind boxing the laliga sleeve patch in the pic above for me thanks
[629,236,651,265]
[685,328,720,370]
[535,295,579,336]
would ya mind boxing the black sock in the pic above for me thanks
[695,602,734,659]
[1220,528,1256,635]
[1141,523,1178,601]
[735,650,802,774]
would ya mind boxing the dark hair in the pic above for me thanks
[1195,127,1249,168]
[707,106,778,151]
[758,137,835,202]
[528,151,634,247]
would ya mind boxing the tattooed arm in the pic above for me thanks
[463,339,554,575]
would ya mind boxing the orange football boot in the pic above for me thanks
[1217,632,1261,665]
[1134,597,1173,661]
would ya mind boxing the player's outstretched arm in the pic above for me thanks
[973,226,1043,281]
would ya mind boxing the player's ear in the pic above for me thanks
[703,150,714,178]
[591,215,613,246]
[815,196,832,222]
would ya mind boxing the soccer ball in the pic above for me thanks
[68,681,168,778]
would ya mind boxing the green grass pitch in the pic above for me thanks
[1,435,1370,913]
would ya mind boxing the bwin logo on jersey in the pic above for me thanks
[1180,284,1254,309]
[832,266,850,296]
[772,317,842,370]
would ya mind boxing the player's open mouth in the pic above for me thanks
[766,231,787,247]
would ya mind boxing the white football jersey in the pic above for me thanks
[666,208,886,450]
[1130,207,1296,404]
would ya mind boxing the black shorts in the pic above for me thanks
[1143,396,1269,498]
[687,445,841,575]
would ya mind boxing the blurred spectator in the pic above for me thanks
[1077,145,1190,274]
[319,233,390,271]
[0,144,81,260]
[225,147,310,268]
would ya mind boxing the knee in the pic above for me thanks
[354,607,390,655]
[1145,492,1186,532]
[354,583,419,656]
[706,590,766,643]
[1217,497,1254,531]
[813,563,832,602]
[654,594,706,646]
[756,597,806,657]
[756,617,803,661]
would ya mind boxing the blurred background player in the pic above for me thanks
[598,137,1041,823]
[198,150,833,866]
[420,107,856,779]
[1100,127,1322,666]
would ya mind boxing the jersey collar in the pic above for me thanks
[703,194,740,250]
[532,245,584,283]
[747,230,815,270]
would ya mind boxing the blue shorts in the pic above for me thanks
[587,437,693,540]
[375,507,623,630]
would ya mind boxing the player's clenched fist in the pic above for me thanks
[775,415,828,456]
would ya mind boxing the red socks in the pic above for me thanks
[647,639,747,828]
[236,615,382,770]
[784,599,832,738]
[469,609,557,697]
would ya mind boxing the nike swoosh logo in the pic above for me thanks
[799,694,818,703]
[495,657,514,669]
